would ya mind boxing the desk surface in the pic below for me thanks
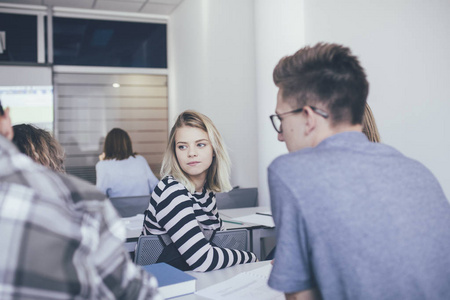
[122,214,144,239]
[222,206,271,218]
[123,207,273,239]
[179,261,272,299]
[122,207,276,259]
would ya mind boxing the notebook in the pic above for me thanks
[232,213,275,228]
[195,263,284,299]
[142,263,196,299]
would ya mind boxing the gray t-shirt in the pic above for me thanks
[268,132,450,300]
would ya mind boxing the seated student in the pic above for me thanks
[265,101,381,261]
[267,43,450,299]
[142,110,257,272]
[0,107,161,299]
[12,123,66,173]
[96,128,159,197]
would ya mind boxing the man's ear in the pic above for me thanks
[303,106,317,136]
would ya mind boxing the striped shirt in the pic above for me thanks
[142,176,257,272]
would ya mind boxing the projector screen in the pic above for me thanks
[0,85,54,132]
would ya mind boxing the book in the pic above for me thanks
[232,213,275,228]
[142,263,196,299]
[196,263,284,299]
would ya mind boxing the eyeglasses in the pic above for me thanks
[269,106,329,133]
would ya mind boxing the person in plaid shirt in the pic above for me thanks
[0,107,162,299]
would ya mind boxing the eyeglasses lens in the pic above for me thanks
[272,116,281,133]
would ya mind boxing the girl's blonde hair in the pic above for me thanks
[362,103,381,143]
[161,110,232,194]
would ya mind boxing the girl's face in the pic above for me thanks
[175,126,214,185]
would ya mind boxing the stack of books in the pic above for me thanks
[142,263,197,299]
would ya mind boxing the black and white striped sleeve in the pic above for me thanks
[149,180,257,272]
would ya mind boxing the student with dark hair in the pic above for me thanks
[96,128,159,197]
[12,124,66,173]
[0,106,161,299]
[267,43,450,300]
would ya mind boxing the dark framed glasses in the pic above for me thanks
[269,106,329,133]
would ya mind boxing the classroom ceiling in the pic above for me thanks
[0,0,184,15]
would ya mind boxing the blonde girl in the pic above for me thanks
[142,110,257,271]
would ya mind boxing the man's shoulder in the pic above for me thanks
[1,159,109,229]
[269,148,316,172]
[269,132,405,171]
[58,172,107,204]
[4,154,106,205]
[33,169,107,206]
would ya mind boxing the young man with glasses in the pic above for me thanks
[267,43,450,300]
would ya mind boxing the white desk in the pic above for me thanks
[122,214,145,253]
[123,214,144,239]
[220,207,276,260]
[122,207,277,260]
[179,261,273,299]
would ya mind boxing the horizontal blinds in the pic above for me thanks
[54,73,168,184]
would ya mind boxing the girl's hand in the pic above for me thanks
[99,152,105,161]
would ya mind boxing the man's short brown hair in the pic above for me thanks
[273,43,369,126]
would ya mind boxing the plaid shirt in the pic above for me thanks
[0,136,162,300]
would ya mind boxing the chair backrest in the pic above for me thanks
[134,229,250,266]
[109,195,150,218]
[134,235,165,266]
[216,187,258,209]
[211,229,250,251]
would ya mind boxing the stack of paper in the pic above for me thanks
[232,213,275,228]
[142,263,196,299]
[196,264,283,299]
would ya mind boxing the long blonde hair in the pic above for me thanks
[161,110,232,194]
[362,103,381,143]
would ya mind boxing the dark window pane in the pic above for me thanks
[53,17,167,68]
[0,13,38,63]
[44,16,48,62]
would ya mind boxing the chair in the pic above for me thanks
[134,235,165,266]
[212,229,250,251]
[134,229,250,266]
[216,187,258,209]
[109,195,150,218]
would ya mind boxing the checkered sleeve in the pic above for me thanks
[0,138,163,299]
[88,198,163,300]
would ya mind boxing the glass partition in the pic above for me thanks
[0,12,38,63]
[53,17,167,68]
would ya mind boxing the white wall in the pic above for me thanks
[255,0,305,206]
[169,0,258,189]
[170,0,450,203]
[303,0,450,199]
[0,65,52,85]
